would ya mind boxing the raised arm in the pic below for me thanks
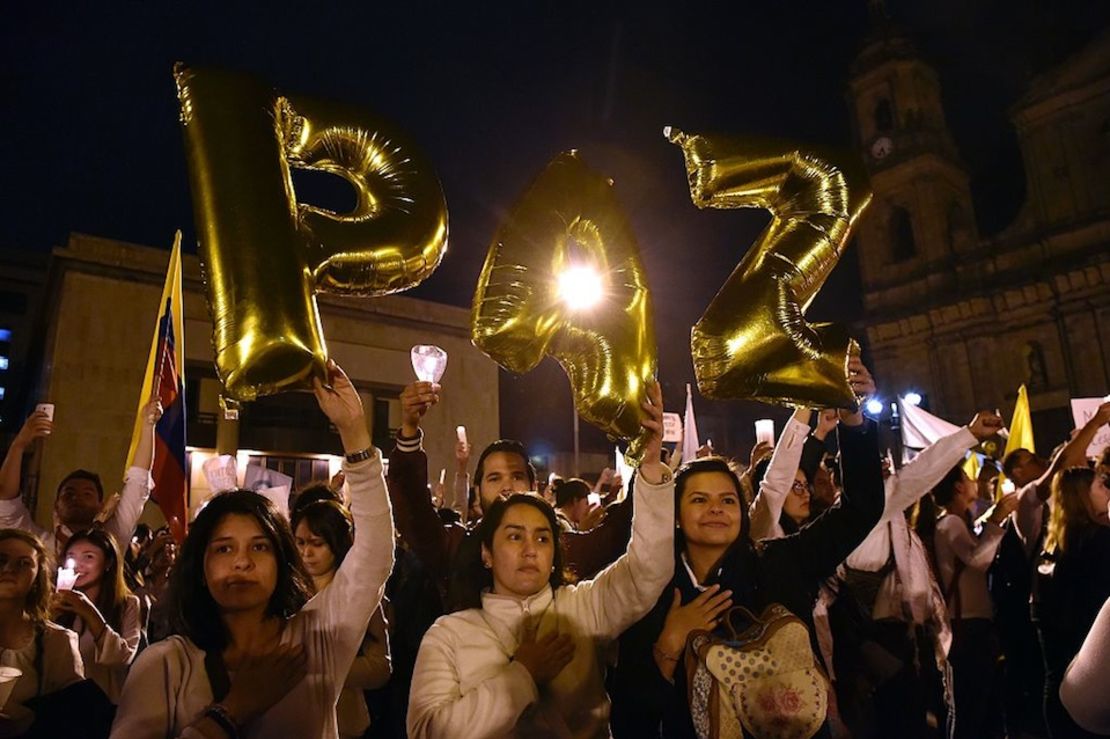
[386,381,463,590]
[451,435,472,523]
[884,413,997,522]
[105,398,161,548]
[559,381,675,639]
[749,408,811,540]
[307,362,395,656]
[0,412,52,538]
[936,492,1018,572]
[0,412,52,500]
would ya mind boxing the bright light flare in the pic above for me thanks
[865,398,885,416]
[557,265,603,310]
[904,391,923,407]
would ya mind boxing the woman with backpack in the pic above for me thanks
[610,359,886,739]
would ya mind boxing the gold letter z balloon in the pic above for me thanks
[472,151,657,463]
[666,129,871,409]
[174,65,448,401]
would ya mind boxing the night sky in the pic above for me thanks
[4,1,1107,459]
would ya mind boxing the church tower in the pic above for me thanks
[847,7,978,314]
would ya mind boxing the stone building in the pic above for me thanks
[10,232,499,527]
[848,23,1110,448]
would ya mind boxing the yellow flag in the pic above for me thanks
[1004,384,1036,458]
[962,451,981,483]
[125,231,185,469]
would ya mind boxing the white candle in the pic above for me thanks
[755,419,775,446]
[56,558,78,591]
[456,425,467,444]
[439,468,446,486]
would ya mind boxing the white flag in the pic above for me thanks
[683,383,701,464]
[899,398,960,451]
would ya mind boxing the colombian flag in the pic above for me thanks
[127,232,188,542]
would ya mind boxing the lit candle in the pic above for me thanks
[439,468,446,486]
[456,425,467,444]
[56,558,78,591]
[410,345,448,383]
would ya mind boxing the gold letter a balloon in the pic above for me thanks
[472,152,658,462]
[175,65,448,401]
[667,129,871,409]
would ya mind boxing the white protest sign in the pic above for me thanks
[662,412,683,443]
[1071,397,1110,458]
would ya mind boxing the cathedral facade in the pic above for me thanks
[848,26,1110,448]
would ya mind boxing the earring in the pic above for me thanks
[483,561,492,569]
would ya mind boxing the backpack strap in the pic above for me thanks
[34,625,45,696]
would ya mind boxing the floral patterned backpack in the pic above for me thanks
[685,603,829,739]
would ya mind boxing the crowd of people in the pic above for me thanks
[0,355,1107,739]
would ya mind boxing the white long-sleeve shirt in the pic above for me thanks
[749,415,811,541]
[406,471,674,739]
[935,514,1005,620]
[109,454,394,739]
[74,593,142,704]
[0,466,152,557]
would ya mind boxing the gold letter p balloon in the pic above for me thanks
[667,129,871,409]
[175,65,448,401]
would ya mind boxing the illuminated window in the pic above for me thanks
[0,356,7,371]
[0,329,10,341]
[0,387,5,401]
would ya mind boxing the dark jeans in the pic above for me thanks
[949,618,1003,739]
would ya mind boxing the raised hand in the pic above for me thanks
[312,360,370,453]
[578,502,607,532]
[400,381,440,437]
[813,409,839,441]
[988,491,1022,524]
[638,380,667,484]
[967,411,1004,441]
[13,411,52,450]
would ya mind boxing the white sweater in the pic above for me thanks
[407,472,674,739]
[109,454,394,739]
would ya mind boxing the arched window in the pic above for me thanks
[889,206,916,262]
[1023,341,1048,391]
[874,98,894,132]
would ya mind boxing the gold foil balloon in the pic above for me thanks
[666,128,871,408]
[472,151,658,462]
[174,64,448,401]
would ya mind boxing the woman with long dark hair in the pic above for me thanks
[52,528,141,704]
[1033,460,1110,739]
[293,499,391,739]
[407,382,674,738]
[610,359,886,739]
[111,361,394,739]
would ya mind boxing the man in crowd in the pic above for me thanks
[386,380,635,606]
[0,399,161,557]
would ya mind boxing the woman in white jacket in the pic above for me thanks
[407,382,674,739]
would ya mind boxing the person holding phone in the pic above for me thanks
[0,399,162,559]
